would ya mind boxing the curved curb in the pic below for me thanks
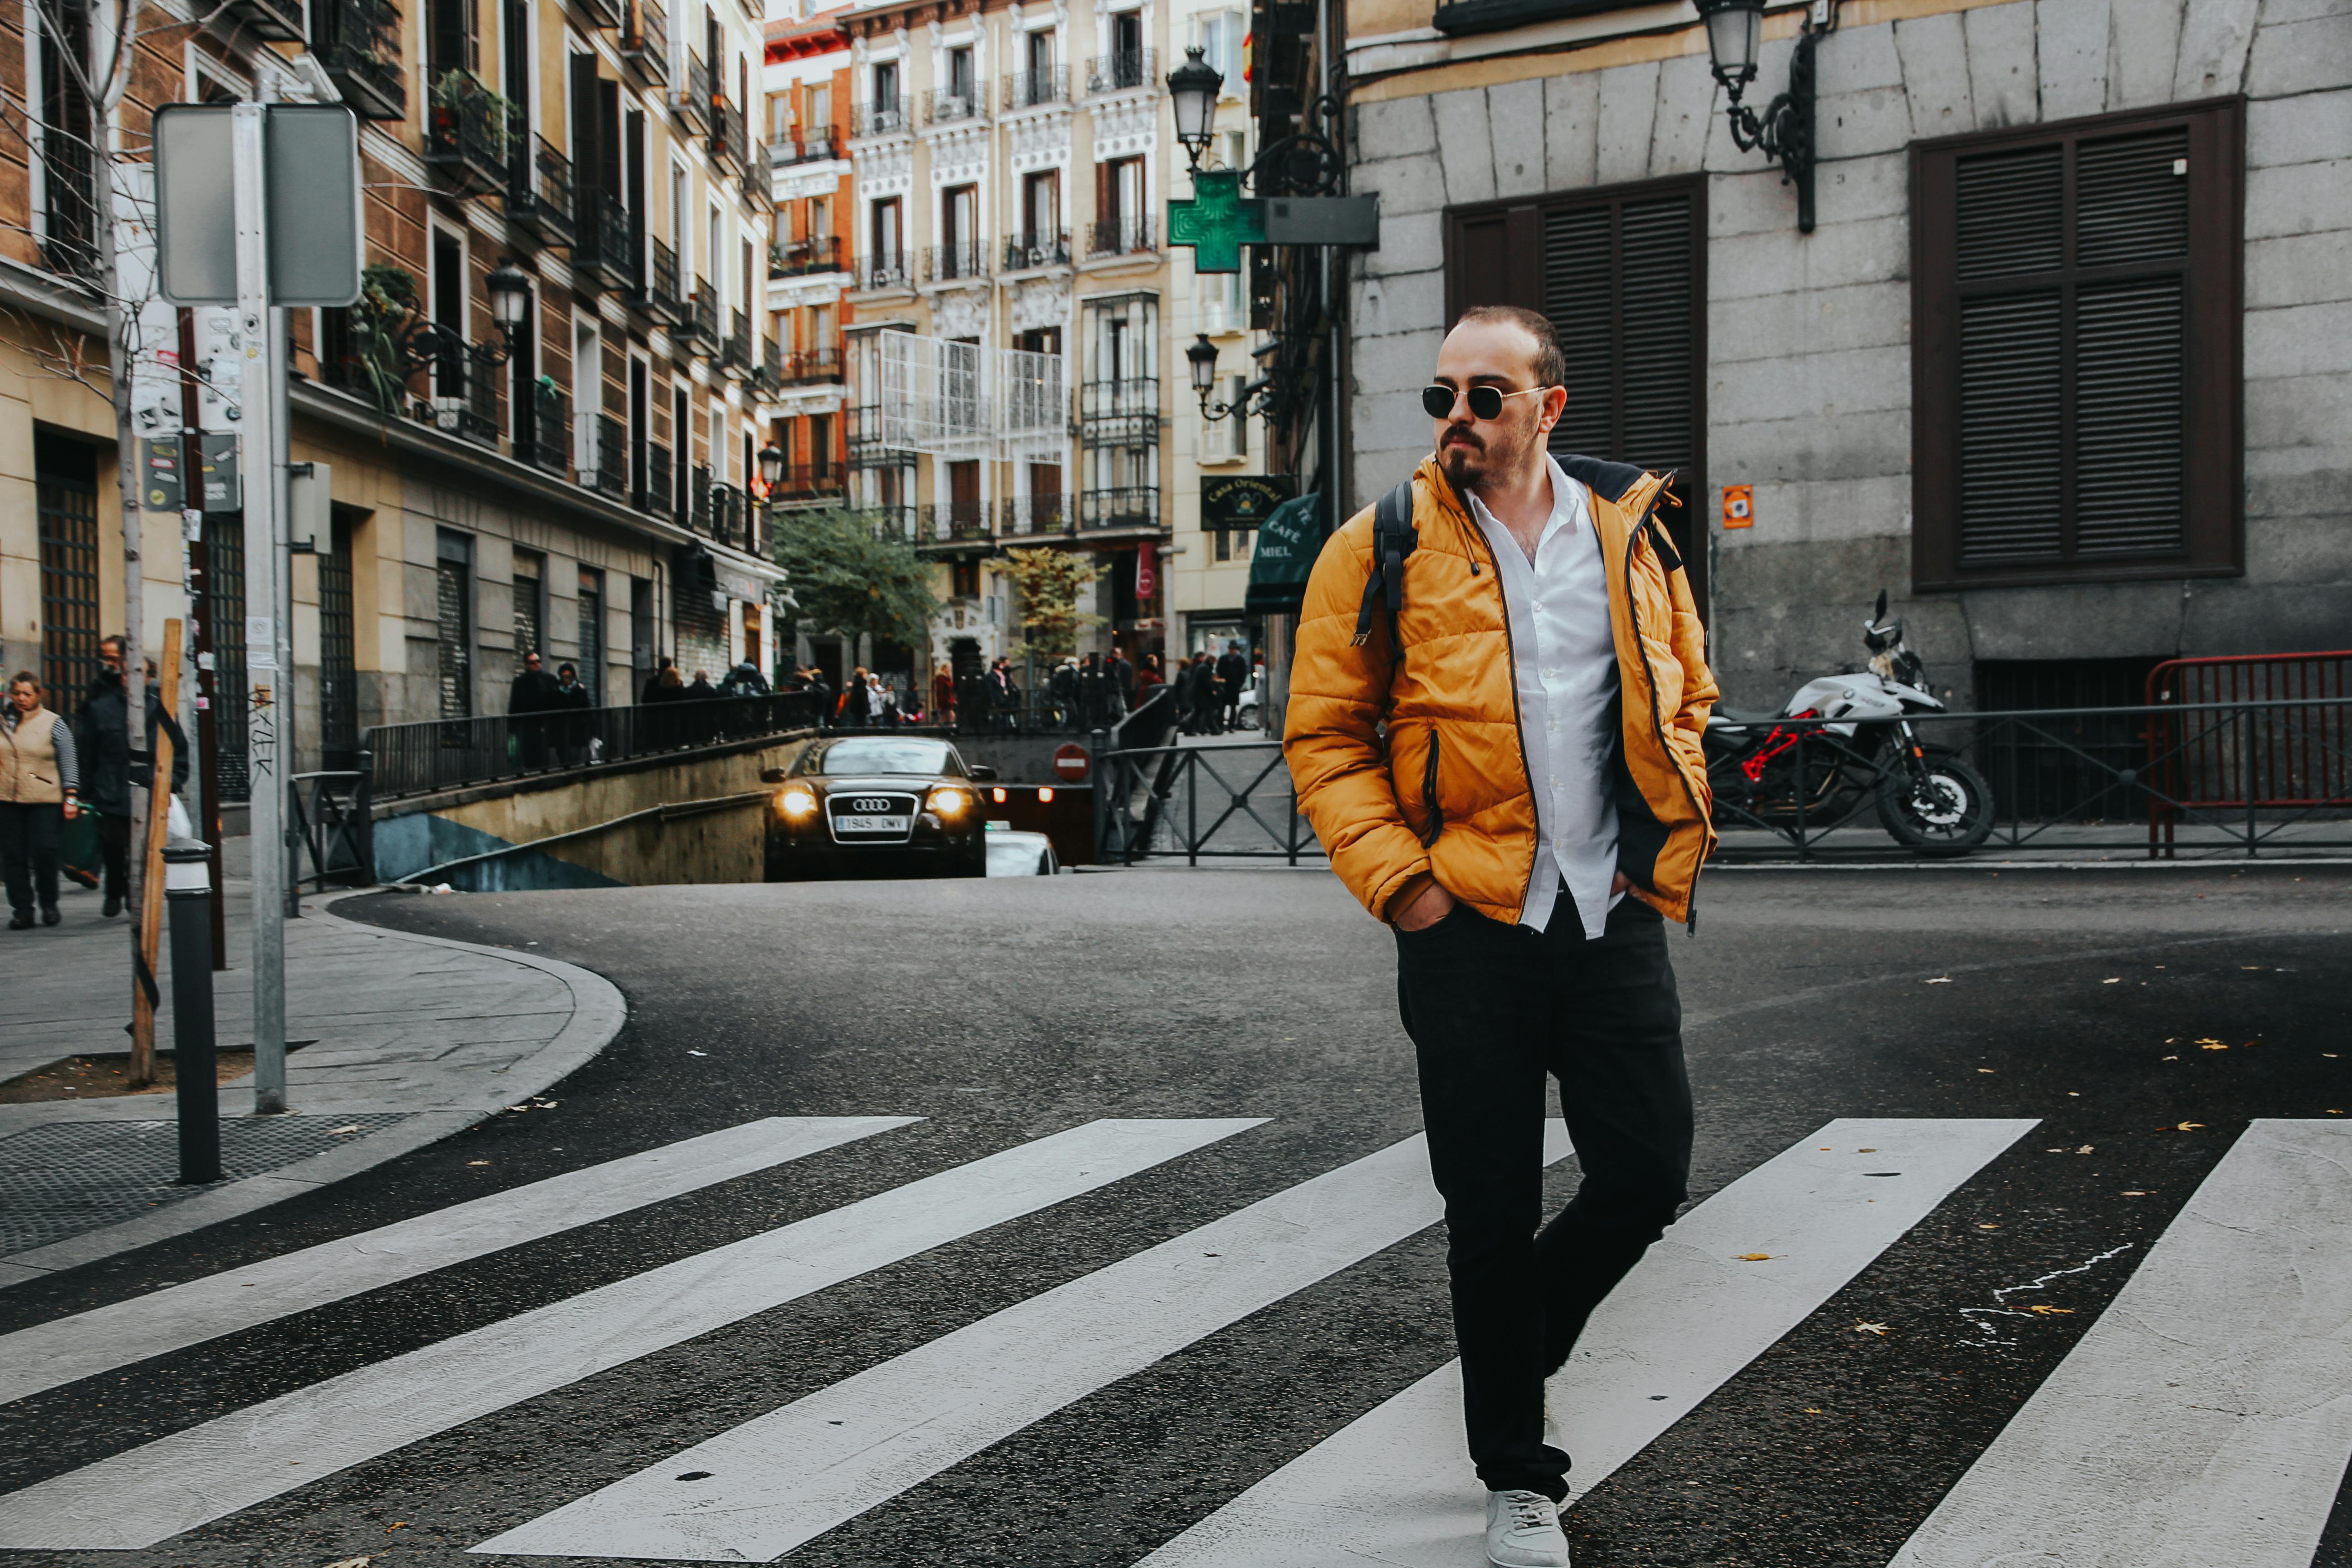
[0,892,632,1287]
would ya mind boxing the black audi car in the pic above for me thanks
[762,735,996,881]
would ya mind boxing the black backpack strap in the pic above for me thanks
[1350,480,1419,649]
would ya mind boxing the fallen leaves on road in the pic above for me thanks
[2154,1122,2206,1132]
[2163,1054,2180,1061]
[2122,1190,2149,1196]
[320,1558,379,1568]
[1854,1322,1891,1336]
[1736,1253,1772,1262]
[2102,978,2121,985]
[385,1522,409,1532]
[688,1049,709,1056]
[328,1124,359,1136]
[1977,1223,2001,1230]
[2026,1305,2075,1315]
[466,1159,490,1166]
[1925,977,1953,985]
[2198,1039,2229,1050]
[1977,1068,1997,1074]
[2075,1145,2094,1155]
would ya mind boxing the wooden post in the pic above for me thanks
[127,618,184,1088]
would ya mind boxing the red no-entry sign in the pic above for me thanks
[1053,744,1091,780]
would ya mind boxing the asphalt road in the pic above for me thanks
[2,861,2348,1568]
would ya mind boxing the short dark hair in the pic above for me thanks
[1452,305,1565,391]
[558,662,577,676]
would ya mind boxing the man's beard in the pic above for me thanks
[1439,422,1530,489]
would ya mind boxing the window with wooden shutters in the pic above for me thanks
[1444,176,1706,611]
[1912,100,2242,590]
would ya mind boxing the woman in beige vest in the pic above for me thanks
[1,672,79,928]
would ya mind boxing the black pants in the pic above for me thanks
[1394,887,1693,1501]
[0,801,64,914]
[94,810,131,903]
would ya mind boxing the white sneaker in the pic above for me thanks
[1485,1489,1570,1568]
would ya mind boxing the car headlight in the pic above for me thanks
[779,787,818,818]
[929,787,971,816]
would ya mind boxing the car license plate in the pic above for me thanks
[836,814,909,833]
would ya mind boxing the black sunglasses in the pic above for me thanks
[1422,383,1546,421]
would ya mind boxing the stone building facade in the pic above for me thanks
[1342,0,2348,710]
[1,0,787,798]
[763,8,857,530]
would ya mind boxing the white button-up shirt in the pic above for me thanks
[1463,456,1622,939]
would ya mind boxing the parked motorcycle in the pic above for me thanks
[1703,590,1995,856]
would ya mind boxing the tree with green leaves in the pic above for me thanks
[770,507,939,650]
[995,547,1103,661]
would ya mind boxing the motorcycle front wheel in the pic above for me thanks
[1877,750,1995,856]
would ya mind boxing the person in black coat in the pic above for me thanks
[1047,658,1080,731]
[552,662,595,764]
[1107,648,1137,719]
[508,650,563,768]
[1190,651,1224,735]
[1217,642,1251,732]
[74,639,188,918]
[640,655,679,706]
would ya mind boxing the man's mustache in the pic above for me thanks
[1441,423,1483,451]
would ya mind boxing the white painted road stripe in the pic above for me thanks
[1889,1119,2352,1568]
[472,1122,1579,1563]
[0,1117,1259,1553]
[0,1116,917,1407]
[1136,1117,2038,1567]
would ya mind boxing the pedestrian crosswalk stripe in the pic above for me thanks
[1889,1119,2352,1568]
[0,1117,1261,1553]
[470,1122,1579,1563]
[1134,1117,2038,1567]
[0,1116,918,1408]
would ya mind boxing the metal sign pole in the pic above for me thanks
[230,103,287,1114]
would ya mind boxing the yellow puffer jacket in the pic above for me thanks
[1284,453,1719,928]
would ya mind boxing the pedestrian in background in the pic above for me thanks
[803,666,833,729]
[509,651,561,768]
[932,663,956,729]
[1,673,78,930]
[1286,306,1715,1568]
[552,662,594,765]
[843,665,871,728]
[1219,640,1251,733]
[1107,646,1137,718]
[1191,651,1224,735]
[74,637,187,920]
[640,654,680,706]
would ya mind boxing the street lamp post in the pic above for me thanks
[1167,47,1223,170]
[1186,333,1266,425]
[1692,0,1838,232]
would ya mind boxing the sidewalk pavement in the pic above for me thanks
[0,837,625,1286]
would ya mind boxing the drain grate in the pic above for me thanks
[0,1113,412,1255]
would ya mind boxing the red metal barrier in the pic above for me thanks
[2146,651,2352,857]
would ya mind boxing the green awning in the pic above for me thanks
[1244,492,1323,613]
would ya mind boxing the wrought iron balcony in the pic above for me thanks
[576,189,636,292]
[711,95,750,170]
[1086,216,1156,258]
[769,464,846,502]
[852,99,909,137]
[681,278,718,344]
[770,133,838,166]
[924,87,985,125]
[1001,66,1068,110]
[574,0,621,28]
[671,54,711,131]
[643,441,672,518]
[1087,49,1157,94]
[769,235,844,278]
[1079,486,1161,530]
[620,0,667,83]
[998,493,1073,539]
[523,380,568,475]
[924,500,993,546]
[415,327,498,448]
[1002,230,1072,271]
[1080,377,1161,447]
[312,0,406,120]
[921,243,990,284]
[506,133,574,247]
[209,0,304,41]
[576,411,628,501]
[640,236,686,323]
[775,346,842,384]
[690,465,714,533]
[753,338,785,396]
[857,252,912,292]
[722,309,754,377]
[853,505,921,544]
[709,484,751,550]
[425,69,518,195]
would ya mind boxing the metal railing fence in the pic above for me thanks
[1088,695,2352,865]
[364,693,818,800]
[289,763,375,890]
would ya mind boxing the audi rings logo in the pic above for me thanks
[848,796,895,813]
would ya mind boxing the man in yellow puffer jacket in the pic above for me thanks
[1284,306,1717,1568]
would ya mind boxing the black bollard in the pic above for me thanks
[163,838,220,1185]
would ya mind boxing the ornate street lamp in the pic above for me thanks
[1167,46,1224,170]
[757,441,786,487]
[1692,0,1838,232]
[486,258,533,335]
[1187,332,1265,425]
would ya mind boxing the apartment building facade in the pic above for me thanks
[1343,0,2349,711]
[831,0,1180,682]
[1,0,786,797]
[763,9,856,525]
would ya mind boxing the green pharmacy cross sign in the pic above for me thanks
[1166,170,1265,274]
